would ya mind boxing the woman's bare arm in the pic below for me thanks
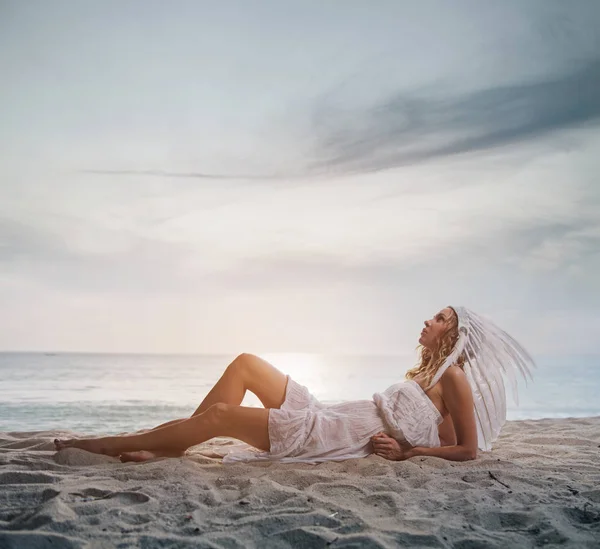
[406,444,474,461]
[406,366,478,461]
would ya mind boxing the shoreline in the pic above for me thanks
[1,417,599,548]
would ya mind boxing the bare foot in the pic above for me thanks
[54,437,117,456]
[120,450,184,463]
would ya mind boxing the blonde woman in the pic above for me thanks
[55,307,533,463]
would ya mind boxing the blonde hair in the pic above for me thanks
[405,307,464,387]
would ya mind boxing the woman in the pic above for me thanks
[54,306,534,463]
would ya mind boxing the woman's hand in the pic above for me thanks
[370,432,409,461]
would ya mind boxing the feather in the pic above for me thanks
[451,306,535,451]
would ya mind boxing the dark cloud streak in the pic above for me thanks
[82,58,600,181]
[83,58,600,181]
[310,58,600,174]
[80,169,287,180]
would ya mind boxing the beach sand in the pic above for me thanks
[1,417,599,548]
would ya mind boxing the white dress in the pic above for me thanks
[222,376,443,464]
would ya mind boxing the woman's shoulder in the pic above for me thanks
[439,364,468,387]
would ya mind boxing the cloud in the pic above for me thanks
[507,220,597,270]
[0,215,200,295]
[82,58,600,182]
[308,58,600,174]
[2,161,597,298]
[0,218,73,263]
[80,169,283,181]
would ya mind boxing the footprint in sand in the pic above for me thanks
[244,510,341,537]
[310,482,366,501]
[481,510,536,531]
[360,493,401,518]
[70,487,150,504]
[271,526,339,548]
[0,471,58,485]
[0,532,82,549]
[75,487,112,498]
[534,527,569,546]
[562,505,600,525]
[581,489,600,503]
[460,472,495,487]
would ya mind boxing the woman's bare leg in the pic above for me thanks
[120,449,184,462]
[191,353,289,414]
[120,419,189,461]
[80,354,287,462]
[55,404,270,457]
[138,353,287,433]
[135,419,188,433]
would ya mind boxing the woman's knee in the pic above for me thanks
[204,402,233,425]
[229,353,257,377]
[235,353,258,364]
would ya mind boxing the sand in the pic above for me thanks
[1,417,599,549]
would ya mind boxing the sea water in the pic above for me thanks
[1,352,598,434]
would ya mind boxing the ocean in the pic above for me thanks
[1,352,598,435]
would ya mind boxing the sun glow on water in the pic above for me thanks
[260,353,327,393]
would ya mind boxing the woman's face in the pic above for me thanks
[419,307,454,350]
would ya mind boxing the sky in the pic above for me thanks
[1,1,599,355]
